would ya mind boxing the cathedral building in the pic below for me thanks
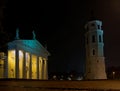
[0,29,50,80]
[85,20,107,79]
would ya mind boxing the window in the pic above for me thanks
[87,26,89,30]
[91,23,95,27]
[99,35,102,42]
[93,49,95,55]
[97,60,99,63]
[98,25,100,29]
[92,35,95,43]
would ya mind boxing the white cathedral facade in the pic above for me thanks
[0,29,50,80]
[85,20,107,79]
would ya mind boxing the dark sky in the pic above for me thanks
[2,0,120,73]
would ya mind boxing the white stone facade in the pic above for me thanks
[85,20,107,79]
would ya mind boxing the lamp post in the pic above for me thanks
[112,71,115,79]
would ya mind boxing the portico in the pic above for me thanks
[5,39,50,80]
[3,29,50,80]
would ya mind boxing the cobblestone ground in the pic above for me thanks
[0,79,120,91]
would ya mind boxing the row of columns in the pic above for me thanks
[6,49,48,80]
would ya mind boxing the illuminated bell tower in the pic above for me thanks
[85,20,107,79]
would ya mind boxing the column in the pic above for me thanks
[42,58,48,80]
[31,55,37,79]
[39,57,42,79]
[19,50,23,79]
[37,56,39,79]
[29,54,32,79]
[44,59,48,80]
[4,56,8,78]
[42,59,44,79]
[15,49,19,79]
[45,59,48,79]
[23,52,26,79]
[26,52,30,79]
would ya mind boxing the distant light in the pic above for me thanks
[113,71,115,75]
[112,71,115,79]
[67,77,71,80]
[76,76,83,80]
[53,75,57,80]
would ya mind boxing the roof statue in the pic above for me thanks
[15,28,20,40]
[32,30,36,39]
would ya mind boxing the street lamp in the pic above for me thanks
[112,71,115,79]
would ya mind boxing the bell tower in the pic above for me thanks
[85,20,107,79]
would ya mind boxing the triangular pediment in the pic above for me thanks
[8,39,50,58]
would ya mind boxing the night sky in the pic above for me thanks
[1,0,120,73]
